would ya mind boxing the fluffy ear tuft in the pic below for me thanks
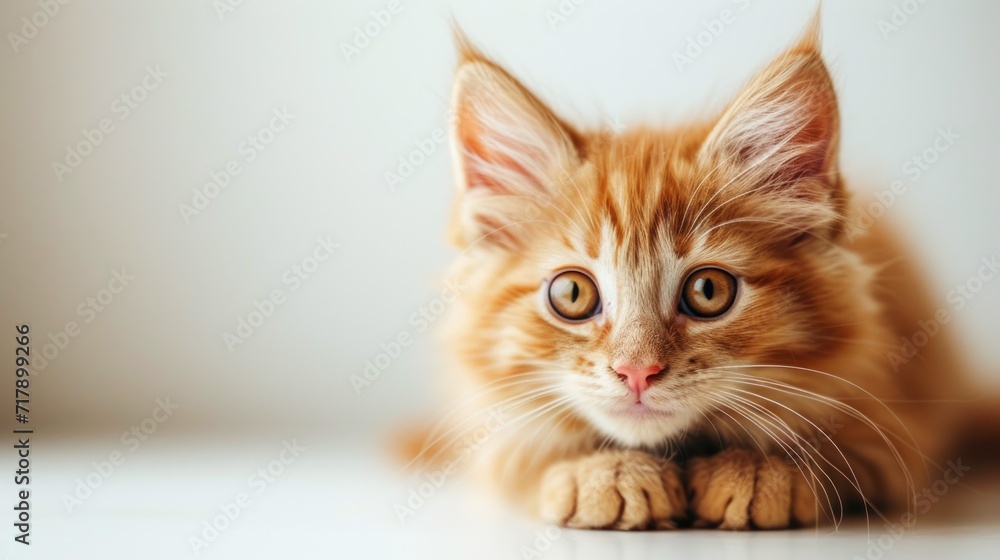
[696,13,844,236]
[447,36,582,249]
[793,5,823,54]
[451,21,486,66]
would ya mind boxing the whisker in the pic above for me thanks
[714,390,853,528]
[710,371,919,520]
[404,385,574,471]
[705,390,843,528]
[714,364,926,479]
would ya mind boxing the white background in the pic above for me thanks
[1,1,999,559]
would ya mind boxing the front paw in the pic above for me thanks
[686,448,819,529]
[539,449,686,530]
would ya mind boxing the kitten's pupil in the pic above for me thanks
[694,277,714,300]
[571,282,580,303]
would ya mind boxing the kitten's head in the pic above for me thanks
[446,22,866,447]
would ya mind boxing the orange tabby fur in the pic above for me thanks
[415,17,969,530]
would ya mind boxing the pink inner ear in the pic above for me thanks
[457,103,538,195]
[708,51,839,189]
[785,89,836,181]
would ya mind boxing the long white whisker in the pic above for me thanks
[714,390,851,529]
[713,371,917,520]
[707,390,844,528]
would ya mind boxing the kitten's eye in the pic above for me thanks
[547,270,601,322]
[679,267,737,318]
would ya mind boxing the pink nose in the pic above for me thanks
[614,364,663,396]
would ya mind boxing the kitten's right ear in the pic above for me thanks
[447,32,582,249]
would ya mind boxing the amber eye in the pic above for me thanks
[679,267,738,318]
[547,270,601,322]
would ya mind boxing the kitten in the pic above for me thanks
[413,16,969,530]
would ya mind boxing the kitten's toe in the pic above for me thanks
[539,461,577,524]
[687,449,819,530]
[539,449,685,530]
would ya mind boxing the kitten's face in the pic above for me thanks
[448,35,860,447]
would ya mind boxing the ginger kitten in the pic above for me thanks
[415,17,968,530]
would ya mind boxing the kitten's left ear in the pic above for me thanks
[697,15,845,233]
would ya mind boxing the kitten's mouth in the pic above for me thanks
[613,402,675,419]
[592,401,693,446]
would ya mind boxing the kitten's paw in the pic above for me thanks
[687,448,819,530]
[539,450,686,530]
